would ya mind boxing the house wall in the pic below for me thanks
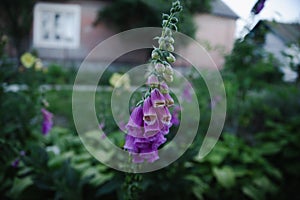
[35,1,115,63]
[264,32,298,81]
[34,1,237,69]
[264,32,286,64]
[177,14,236,69]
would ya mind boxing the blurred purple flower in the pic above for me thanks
[171,105,181,126]
[11,158,20,168]
[41,108,53,135]
[11,150,26,168]
[182,83,192,102]
[20,150,26,156]
[251,0,266,15]
[99,121,107,139]
[211,95,222,108]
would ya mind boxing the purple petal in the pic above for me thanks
[41,108,53,135]
[11,158,20,168]
[144,151,159,163]
[156,107,171,126]
[127,125,144,137]
[151,89,165,107]
[164,93,174,107]
[132,153,145,163]
[171,112,180,126]
[171,105,181,126]
[127,106,144,127]
[124,135,137,151]
[144,120,160,137]
[143,97,157,125]
[151,132,167,149]
[131,151,160,163]
[126,106,145,137]
[159,82,169,93]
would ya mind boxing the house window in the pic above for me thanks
[33,3,81,49]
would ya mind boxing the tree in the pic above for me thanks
[94,0,211,38]
[0,0,36,59]
[224,37,284,97]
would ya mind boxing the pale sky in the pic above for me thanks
[221,0,300,37]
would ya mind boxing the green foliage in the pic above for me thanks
[224,38,283,95]
[221,33,300,199]
[0,127,116,199]
[95,0,211,38]
[46,64,76,85]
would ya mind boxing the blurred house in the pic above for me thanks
[33,0,238,69]
[177,0,238,69]
[250,20,300,81]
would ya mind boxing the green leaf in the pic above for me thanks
[72,162,91,171]
[257,142,282,155]
[8,177,33,199]
[242,184,265,200]
[82,167,113,186]
[234,166,249,177]
[203,144,229,165]
[96,180,119,197]
[253,176,277,194]
[212,166,236,189]
[48,151,74,169]
[71,153,91,163]
[184,175,208,200]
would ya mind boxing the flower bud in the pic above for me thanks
[164,28,172,37]
[158,37,164,45]
[165,65,174,75]
[164,93,174,107]
[151,50,160,60]
[165,36,174,44]
[170,7,175,14]
[166,53,176,63]
[170,17,178,24]
[173,0,180,7]
[147,74,159,87]
[163,73,173,82]
[159,42,166,50]
[155,63,165,73]
[159,82,169,94]
[166,43,174,52]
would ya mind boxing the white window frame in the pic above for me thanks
[33,3,81,49]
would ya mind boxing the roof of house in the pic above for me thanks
[210,0,239,19]
[261,20,300,44]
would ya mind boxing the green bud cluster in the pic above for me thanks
[150,0,182,83]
